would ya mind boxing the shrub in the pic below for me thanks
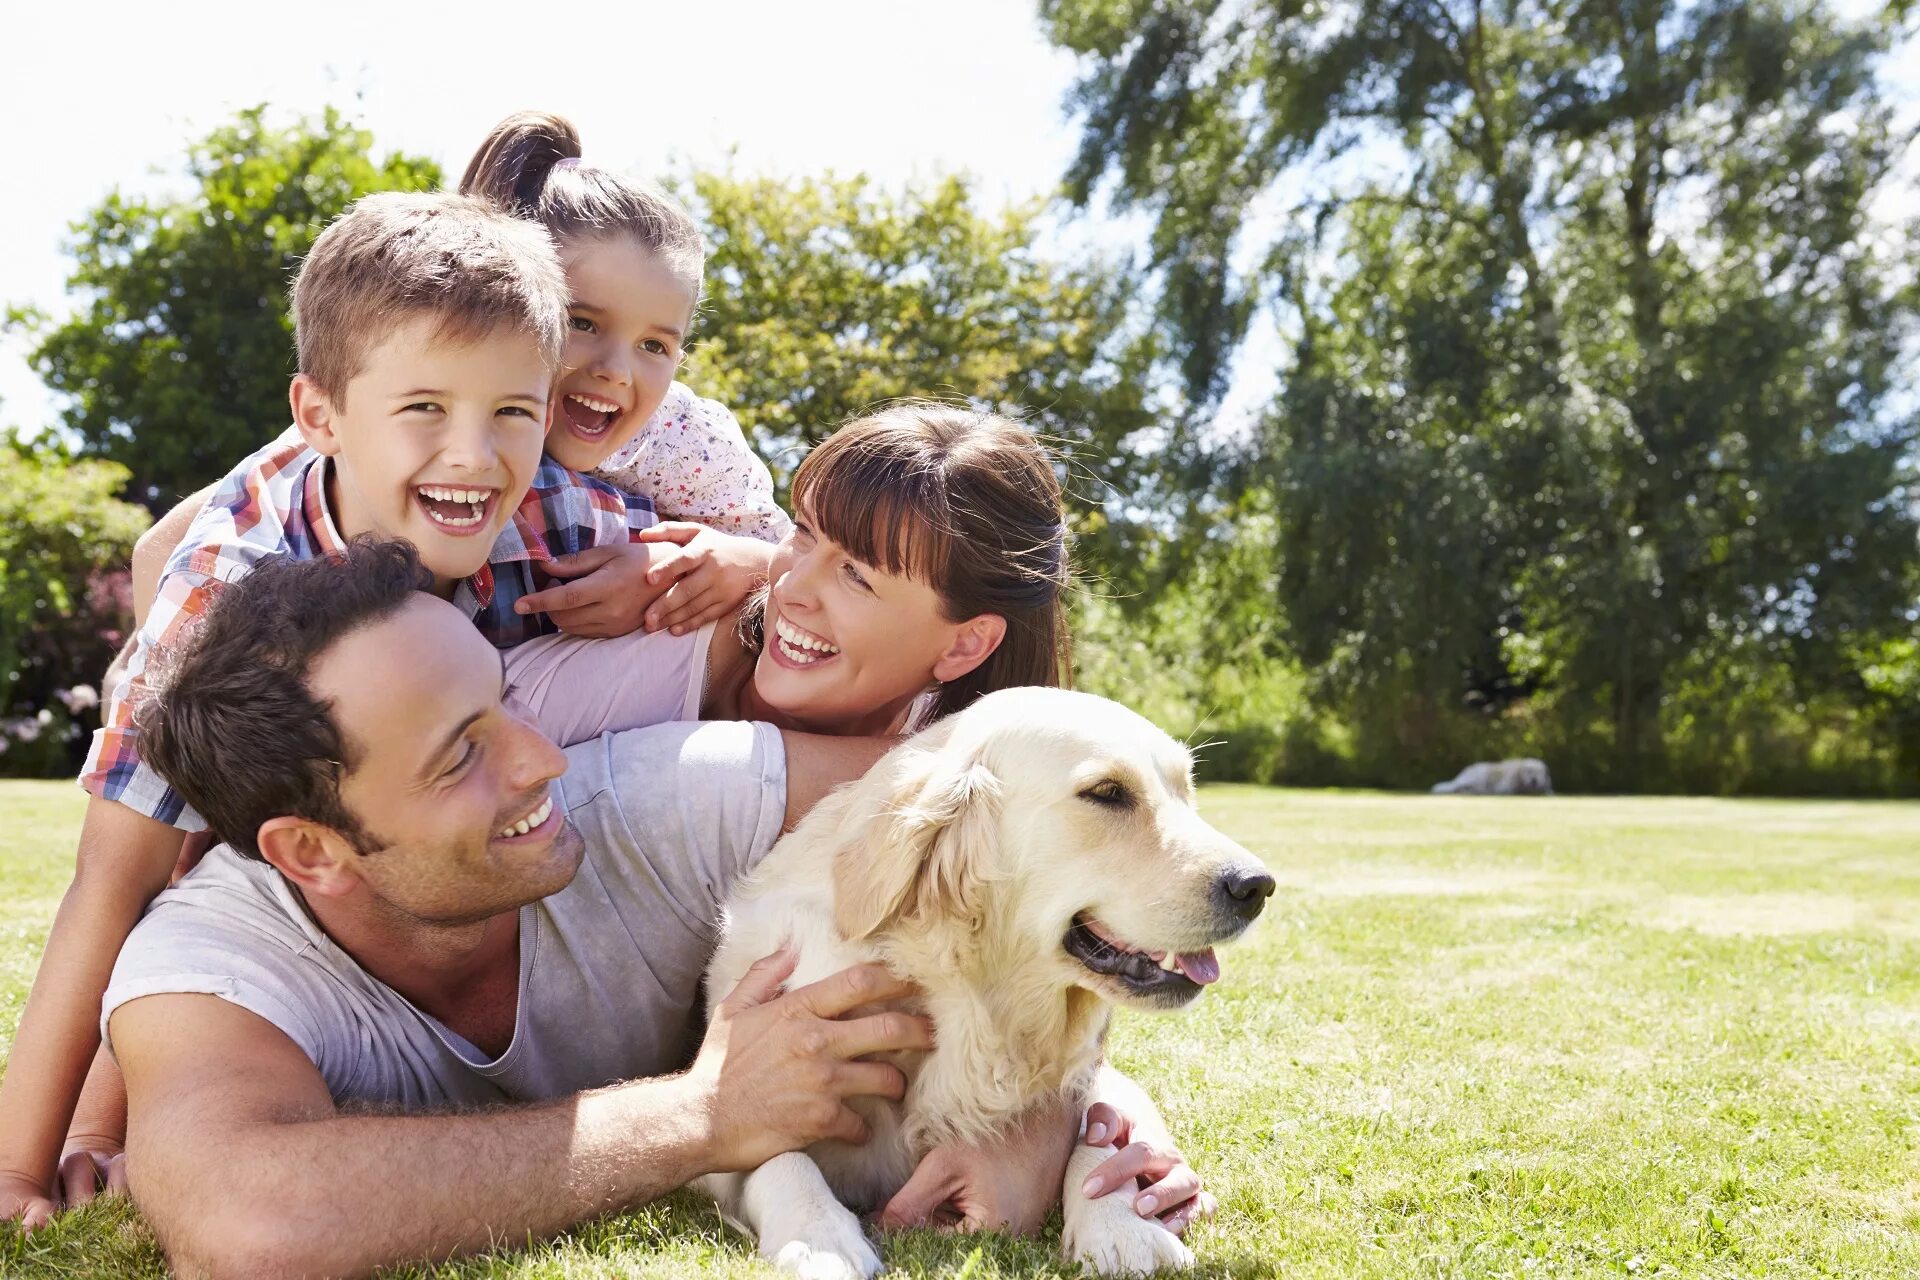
[0,438,147,777]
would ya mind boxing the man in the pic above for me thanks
[101,538,968,1276]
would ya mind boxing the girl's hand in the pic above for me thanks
[1079,1101,1217,1236]
[514,543,663,638]
[636,523,776,636]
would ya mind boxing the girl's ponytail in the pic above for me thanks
[459,112,584,216]
[456,111,705,301]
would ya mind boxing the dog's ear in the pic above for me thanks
[833,746,1002,941]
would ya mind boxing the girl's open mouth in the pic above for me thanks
[414,485,499,536]
[561,391,623,441]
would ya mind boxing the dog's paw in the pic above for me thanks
[764,1216,883,1280]
[1062,1204,1196,1277]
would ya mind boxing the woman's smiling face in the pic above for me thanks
[752,510,995,737]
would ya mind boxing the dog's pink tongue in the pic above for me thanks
[1176,949,1220,985]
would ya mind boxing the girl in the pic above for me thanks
[459,112,790,640]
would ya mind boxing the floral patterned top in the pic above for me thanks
[592,382,792,544]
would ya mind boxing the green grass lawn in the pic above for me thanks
[3,779,1919,1278]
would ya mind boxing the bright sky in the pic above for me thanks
[1,0,1912,443]
[0,0,1088,434]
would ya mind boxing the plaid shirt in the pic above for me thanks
[81,434,655,829]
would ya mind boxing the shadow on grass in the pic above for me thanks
[0,1188,1273,1278]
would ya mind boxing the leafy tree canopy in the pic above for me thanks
[11,107,440,506]
[1044,0,1920,783]
[680,169,1180,586]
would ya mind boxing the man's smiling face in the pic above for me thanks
[308,592,583,925]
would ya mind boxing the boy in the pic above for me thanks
[0,191,678,1225]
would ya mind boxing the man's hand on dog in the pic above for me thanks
[1080,1101,1216,1235]
[683,949,932,1173]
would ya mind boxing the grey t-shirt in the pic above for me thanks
[102,719,786,1108]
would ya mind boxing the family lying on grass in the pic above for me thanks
[0,112,1234,1275]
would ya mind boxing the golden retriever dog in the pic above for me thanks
[698,687,1275,1278]
[1431,757,1554,795]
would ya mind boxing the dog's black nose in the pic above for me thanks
[1215,866,1277,920]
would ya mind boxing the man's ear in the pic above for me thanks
[930,614,1008,686]
[290,374,342,457]
[833,745,1001,941]
[256,816,364,898]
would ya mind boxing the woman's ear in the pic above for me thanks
[256,816,364,898]
[931,614,1007,685]
[290,374,342,456]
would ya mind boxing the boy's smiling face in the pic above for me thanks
[292,315,553,592]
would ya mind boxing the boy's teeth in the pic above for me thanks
[497,795,554,838]
[417,486,490,528]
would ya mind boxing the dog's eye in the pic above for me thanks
[1078,779,1134,809]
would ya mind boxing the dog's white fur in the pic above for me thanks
[698,687,1268,1278]
[1431,757,1554,795]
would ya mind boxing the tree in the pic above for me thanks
[12,107,440,507]
[680,171,1179,588]
[1044,0,1920,787]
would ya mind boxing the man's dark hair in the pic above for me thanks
[139,537,432,860]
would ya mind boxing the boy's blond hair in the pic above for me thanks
[290,191,569,403]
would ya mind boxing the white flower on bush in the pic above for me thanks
[3,715,41,743]
[57,685,100,714]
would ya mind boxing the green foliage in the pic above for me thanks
[11,107,440,507]
[0,438,148,776]
[680,170,1179,590]
[1045,0,1920,791]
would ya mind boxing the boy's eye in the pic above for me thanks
[568,316,596,334]
[498,406,537,419]
[405,402,443,415]
[641,338,672,357]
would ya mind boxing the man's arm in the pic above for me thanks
[115,953,932,1277]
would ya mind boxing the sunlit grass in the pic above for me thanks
[5,781,1918,1277]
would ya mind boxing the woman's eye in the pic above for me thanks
[1078,780,1133,809]
[568,315,595,333]
[842,563,871,591]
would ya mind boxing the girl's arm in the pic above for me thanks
[132,484,215,627]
